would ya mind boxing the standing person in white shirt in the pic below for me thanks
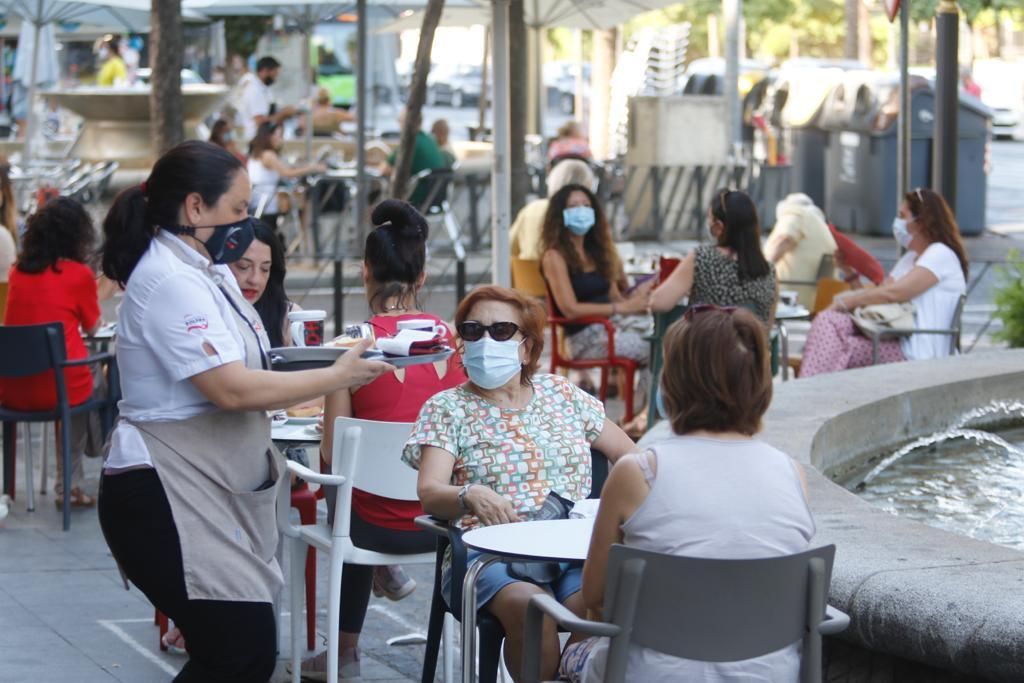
[236,56,299,142]
[799,187,969,376]
[96,141,391,682]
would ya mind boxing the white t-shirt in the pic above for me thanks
[889,243,966,361]
[247,156,281,215]
[236,73,273,141]
[0,227,15,283]
[105,231,248,469]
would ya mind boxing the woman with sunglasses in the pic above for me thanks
[299,200,467,680]
[404,285,638,682]
[799,188,968,376]
[649,189,776,325]
[560,305,814,682]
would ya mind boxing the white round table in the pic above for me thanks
[458,518,595,682]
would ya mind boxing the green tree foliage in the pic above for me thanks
[214,15,272,59]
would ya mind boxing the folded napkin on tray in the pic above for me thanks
[375,329,448,357]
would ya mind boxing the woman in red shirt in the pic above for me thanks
[301,200,466,680]
[2,197,102,506]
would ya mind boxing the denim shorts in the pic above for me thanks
[442,549,583,610]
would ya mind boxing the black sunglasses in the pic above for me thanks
[457,321,521,342]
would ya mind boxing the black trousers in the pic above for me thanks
[98,469,277,683]
[325,488,434,634]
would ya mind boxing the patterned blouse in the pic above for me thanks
[402,373,605,529]
[691,245,777,324]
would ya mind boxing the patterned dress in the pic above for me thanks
[402,373,606,529]
[691,245,777,324]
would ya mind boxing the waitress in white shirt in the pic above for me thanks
[799,187,969,377]
[96,141,390,682]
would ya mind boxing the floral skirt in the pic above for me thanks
[799,310,904,377]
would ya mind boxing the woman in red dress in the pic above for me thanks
[300,200,467,680]
[2,198,102,506]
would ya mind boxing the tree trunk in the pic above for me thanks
[391,0,445,201]
[509,0,529,216]
[590,28,616,160]
[844,0,859,60]
[150,0,184,154]
[857,0,872,64]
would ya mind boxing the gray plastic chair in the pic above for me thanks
[868,292,967,364]
[522,543,849,683]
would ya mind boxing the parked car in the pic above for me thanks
[135,68,206,85]
[973,59,1023,140]
[427,63,488,108]
[544,60,590,115]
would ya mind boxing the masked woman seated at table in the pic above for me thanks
[799,188,968,377]
[404,285,637,682]
[560,305,814,683]
[541,184,653,365]
[649,189,776,326]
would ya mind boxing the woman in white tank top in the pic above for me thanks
[246,122,325,234]
[560,305,815,683]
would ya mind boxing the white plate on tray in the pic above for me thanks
[269,346,454,370]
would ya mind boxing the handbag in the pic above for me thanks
[851,302,916,336]
[507,491,575,584]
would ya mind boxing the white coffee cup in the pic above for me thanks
[288,309,327,347]
[396,318,445,337]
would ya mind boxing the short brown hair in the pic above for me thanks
[455,285,546,386]
[661,307,772,436]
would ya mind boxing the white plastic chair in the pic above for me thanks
[278,416,454,683]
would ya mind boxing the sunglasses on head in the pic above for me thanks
[684,303,738,322]
[457,321,521,342]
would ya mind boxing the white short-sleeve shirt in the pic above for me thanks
[106,231,247,469]
[888,243,966,361]
[236,73,273,141]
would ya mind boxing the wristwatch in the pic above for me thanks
[457,483,474,512]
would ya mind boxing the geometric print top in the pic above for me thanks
[402,373,605,529]
[691,245,777,325]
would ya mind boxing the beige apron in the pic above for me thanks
[129,236,284,603]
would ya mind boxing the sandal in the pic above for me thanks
[55,488,97,509]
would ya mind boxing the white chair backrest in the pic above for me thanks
[332,416,417,501]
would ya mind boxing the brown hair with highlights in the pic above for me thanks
[455,285,546,386]
[661,306,772,436]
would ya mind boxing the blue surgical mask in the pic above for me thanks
[463,337,524,390]
[563,206,595,236]
[892,217,913,249]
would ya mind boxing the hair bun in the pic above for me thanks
[372,199,428,241]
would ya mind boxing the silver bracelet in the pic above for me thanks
[457,483,474,512]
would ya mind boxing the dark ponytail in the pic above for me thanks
[710,189,771,282]
[364,199,428,313]
[101,140,245,286]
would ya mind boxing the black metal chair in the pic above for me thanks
[0,323,118,530]
[417,449,610,683]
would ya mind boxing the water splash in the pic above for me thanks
[856,400,1024,489]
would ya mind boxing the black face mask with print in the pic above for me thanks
[165,216,257,265]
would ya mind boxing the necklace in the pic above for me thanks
[382,298,410,312]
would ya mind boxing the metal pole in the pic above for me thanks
[356,0,367,239]
[933,0,959,210]
[532,18,543,140]
[23,17,42,167]
[897,0,911,198]
[303,4,314,162]
[491,0,512,287]
[723,0,742,158]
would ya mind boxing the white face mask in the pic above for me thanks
[892,216,914,248]
[462,337,523,390]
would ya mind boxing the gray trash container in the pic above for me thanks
[769,64,864,208]
[822,72,992,236]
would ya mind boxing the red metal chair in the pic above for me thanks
[545,288,638,423]
[156,482,321,652]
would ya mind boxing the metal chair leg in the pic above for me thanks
[39,423,49,495]
[23,424,35,512]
